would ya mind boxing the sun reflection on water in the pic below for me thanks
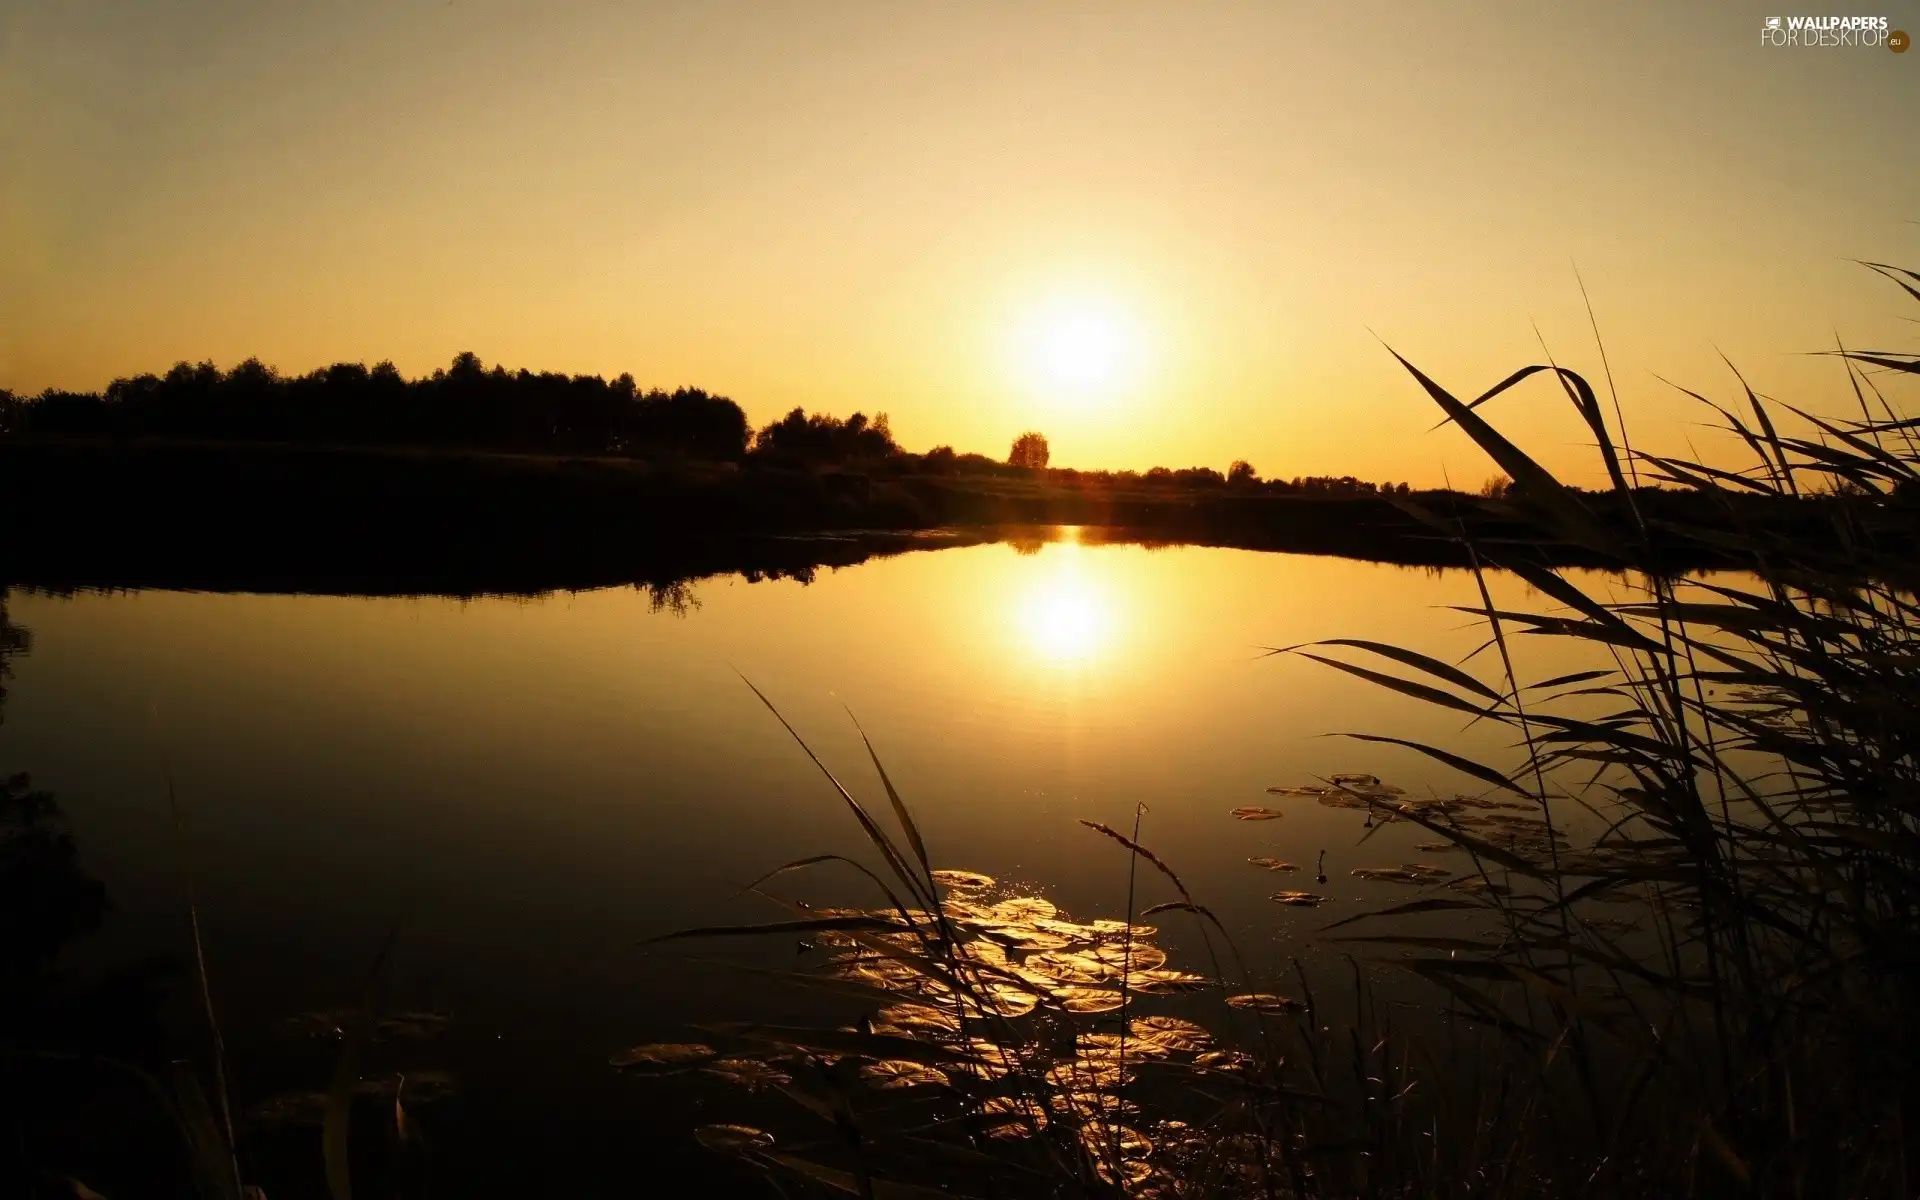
[1014,539,1115,666]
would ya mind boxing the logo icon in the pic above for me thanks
[1892,29,1911,51]
[1765,16,1782,30]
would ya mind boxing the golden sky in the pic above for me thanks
[3,2,1914,482]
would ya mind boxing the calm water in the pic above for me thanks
[2,535,1617,1194]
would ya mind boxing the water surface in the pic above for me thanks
[2,535,1618,1193]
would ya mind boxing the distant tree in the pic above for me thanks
[1172,467,1226,488]
[1479,474,1514,500]
[1008,431,1050,470]
[922,445,958,474]
[635,388,751,460]
[753,408,899,463]
[1228,460,1259,485]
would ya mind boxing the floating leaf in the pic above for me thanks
[1127,969,1214,994]
[1092,943,1168,971]
[1024,951,1108,985]
[1094,1158,1156,1187]
[1033,918,1100,943]
[1230,807,1285,821]
[1195,1049,1255,1074]
[610,1042,716,1071]
[874,1003,960,1035]
[702,1059,792,1090]
[980,1096,1047,1138]
[959,1040,1016,1079]
[1081,1124,1154,1160]
[1053,1090,1142,1119]
[695,1124,775,1154]
[966,986,1039,1018]
[1270,892,1327,907]
[993,927,1075,950]
[1449,878,1513,896]
[943,901,995,927]
[1048,1058,1134,1088]
[930,869,995,890]
[1054,986,1127,1013]
[1130,1016,1211,1052]
[860,1060,950,1090]
[1318,793,1374,811]
[988,897,1058,923]
[1351,867,1434,884]
[1248,857,1297,871]
[1088,919,1157,939]
[1226,993,1304,1015]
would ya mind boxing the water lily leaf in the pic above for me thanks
[980,1096,1047,1138]
[1054,986,1127,1013]
[1225,993,1303,1015]
[860,1060,950,1090]
[1129,1016,1211,1052]
[931,869,995,890]
[1270,892,1327,907]
[1080,1124,1153,1161]
[988,897,1058,923]
[1126,969,1213,994]
[694,1124,774,1154]
[609,1042,715,1071]
[701,1059,791,1090]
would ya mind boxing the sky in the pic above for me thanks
[2,1,1915,483]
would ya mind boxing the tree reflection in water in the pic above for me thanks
[0,590,177,1197]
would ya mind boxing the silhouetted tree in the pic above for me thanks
[1008,431,1049,470]
[1228,460,1259,485]
[1173,467,1226,488]
[752,408,899,463]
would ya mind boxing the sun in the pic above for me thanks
[1018,297,1142,399]
[1043,312,1123,388]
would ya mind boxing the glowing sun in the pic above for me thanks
[1019,297,1142,399]
[1043,312,1123,388]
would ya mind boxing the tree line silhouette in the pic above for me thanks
[3,353,750,460]
[0,352,1423,495]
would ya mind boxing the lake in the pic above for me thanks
[1,531,1621,1195]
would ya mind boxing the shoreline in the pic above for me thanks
[0,435,1857,596]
